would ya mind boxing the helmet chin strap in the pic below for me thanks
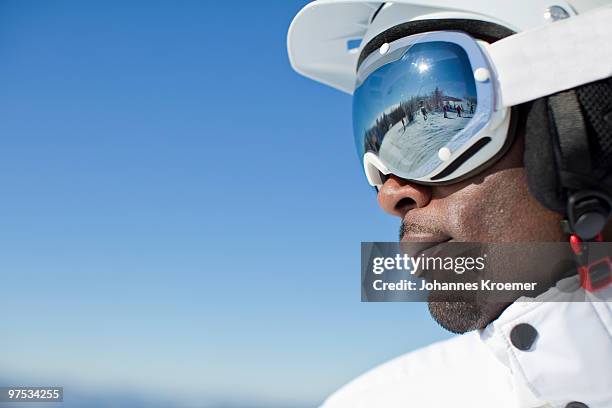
[549,88,612,291]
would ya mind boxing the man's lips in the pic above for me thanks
[399,219,453,256]
[400,236,453,258]
[399,238,453,279]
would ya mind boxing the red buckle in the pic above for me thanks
[578,256,612,292]
[569,233,603,255]
[569,234,583,255]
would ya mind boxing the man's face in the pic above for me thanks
[377,131,566,333]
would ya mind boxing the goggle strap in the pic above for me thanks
[490,6,612,107]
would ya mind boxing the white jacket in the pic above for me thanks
[321,277,612,408]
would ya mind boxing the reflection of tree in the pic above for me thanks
[431,87,444,111]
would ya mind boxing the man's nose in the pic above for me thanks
[377,175,432,217]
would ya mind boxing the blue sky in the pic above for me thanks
[0,1,452,406]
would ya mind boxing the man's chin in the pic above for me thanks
[427,299,510,334]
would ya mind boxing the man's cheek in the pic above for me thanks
[442,186,497,240]
[445,198,490,240]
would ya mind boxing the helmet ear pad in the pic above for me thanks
[523,77,612,216]
[523,98,566,213]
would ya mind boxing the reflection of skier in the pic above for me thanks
[443,105,448,118]
[419,101,428,121]
[401,117,406,131]
[456,104,462,117]
[470,104,474,114]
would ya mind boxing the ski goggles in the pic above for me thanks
[353,8,612,187]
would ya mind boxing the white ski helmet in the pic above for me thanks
[287,0,610,95]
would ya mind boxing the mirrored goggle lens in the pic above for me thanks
[353,31,494,183]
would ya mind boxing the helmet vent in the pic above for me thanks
[346,39,362,52]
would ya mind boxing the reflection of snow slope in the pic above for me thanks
[379,112,473,177]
